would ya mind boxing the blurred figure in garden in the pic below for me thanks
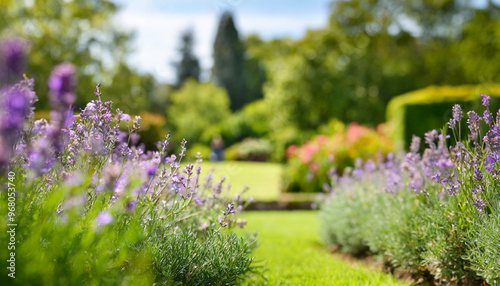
[210,134,225,161]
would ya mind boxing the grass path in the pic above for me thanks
[238,211,407,285]
[199,161,283,201]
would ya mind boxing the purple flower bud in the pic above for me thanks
[96,211,113,225]
[474,169,484,182]
[0,84,31,168]
[126,200,138,212]
[409,136,421,153]
[467,111,481,138]
[486,124,500,152]
[483,110,493,126]
[364,160,376,172]
[474,196,486,213]
[48,62,77,109]
[0,37,26,83]
[120,113,131,122]
[424,130,438,147]
[452,104,462,122]
[481,94,491,107]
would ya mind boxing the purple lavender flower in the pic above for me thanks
[0,85,32,169]
[473,196,486,213]
[165,154,177,164]
[226,203,236,215]
[1,87,28,132]
[483,110,493,126]
[449,104,463,129]
[353,168,364,178]
[96,211,113,225]
[409,136,421,153]
[485,124,500,152]
[193,194,206,205]
[120,113,131,122]
[472,185,483,195]
[408,175,423,192]
[126,200,138,212]
[467,111,481,138]
[364,160,376,172]
[481,94,491,107]
[452,104,462,122]
[443,179,461,196]
[424,130,438,147]
[474,169,483,182]
[48,62,77,109]
[0,37,26,83]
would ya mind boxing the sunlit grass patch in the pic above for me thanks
[199,161,283,202]
[238,211,407,285]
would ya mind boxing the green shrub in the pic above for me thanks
[226,138,273,162]
[209,99,272,147]
[168,80,231,145]
[135,111,169,150]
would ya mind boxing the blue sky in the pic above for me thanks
[112,0,331,83]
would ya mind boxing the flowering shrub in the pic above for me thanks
[320,94,500,284]
[0,38,256,285]
[283,122,393,193]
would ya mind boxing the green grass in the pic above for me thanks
[199,161,283,201]
[238,211,408,285]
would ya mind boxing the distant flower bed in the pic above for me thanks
[320,95,500,284]
[0,38,256,285]
[282,122,394,193]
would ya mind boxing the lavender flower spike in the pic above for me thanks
[0,37,26,83]
[467,111,481,138]
[485,124,500,152]
[0,85,31,169]
[48,62,77,109]
[481,94,491,107]
[452,104,462,122]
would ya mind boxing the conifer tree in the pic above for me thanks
[173,29,200,87]
[212,11,247,110]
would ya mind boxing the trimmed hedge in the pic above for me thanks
[386,84,500,150]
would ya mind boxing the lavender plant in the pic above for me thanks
[321,94,500,284]
[0,40,256,285]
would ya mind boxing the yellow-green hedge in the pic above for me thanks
[386,84,500,150]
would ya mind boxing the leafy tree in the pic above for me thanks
[249,0,500,132]
[167,79,231,145]
[0,0,155,114]
[212,11,247,111]
[172,29,200,87]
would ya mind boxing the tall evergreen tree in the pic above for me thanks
[173,29,200,87]
[212,11,247,110]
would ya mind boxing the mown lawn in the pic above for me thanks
[199,161,283,201]
[238,211,407,285]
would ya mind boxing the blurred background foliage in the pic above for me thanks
[2,0,500,165]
